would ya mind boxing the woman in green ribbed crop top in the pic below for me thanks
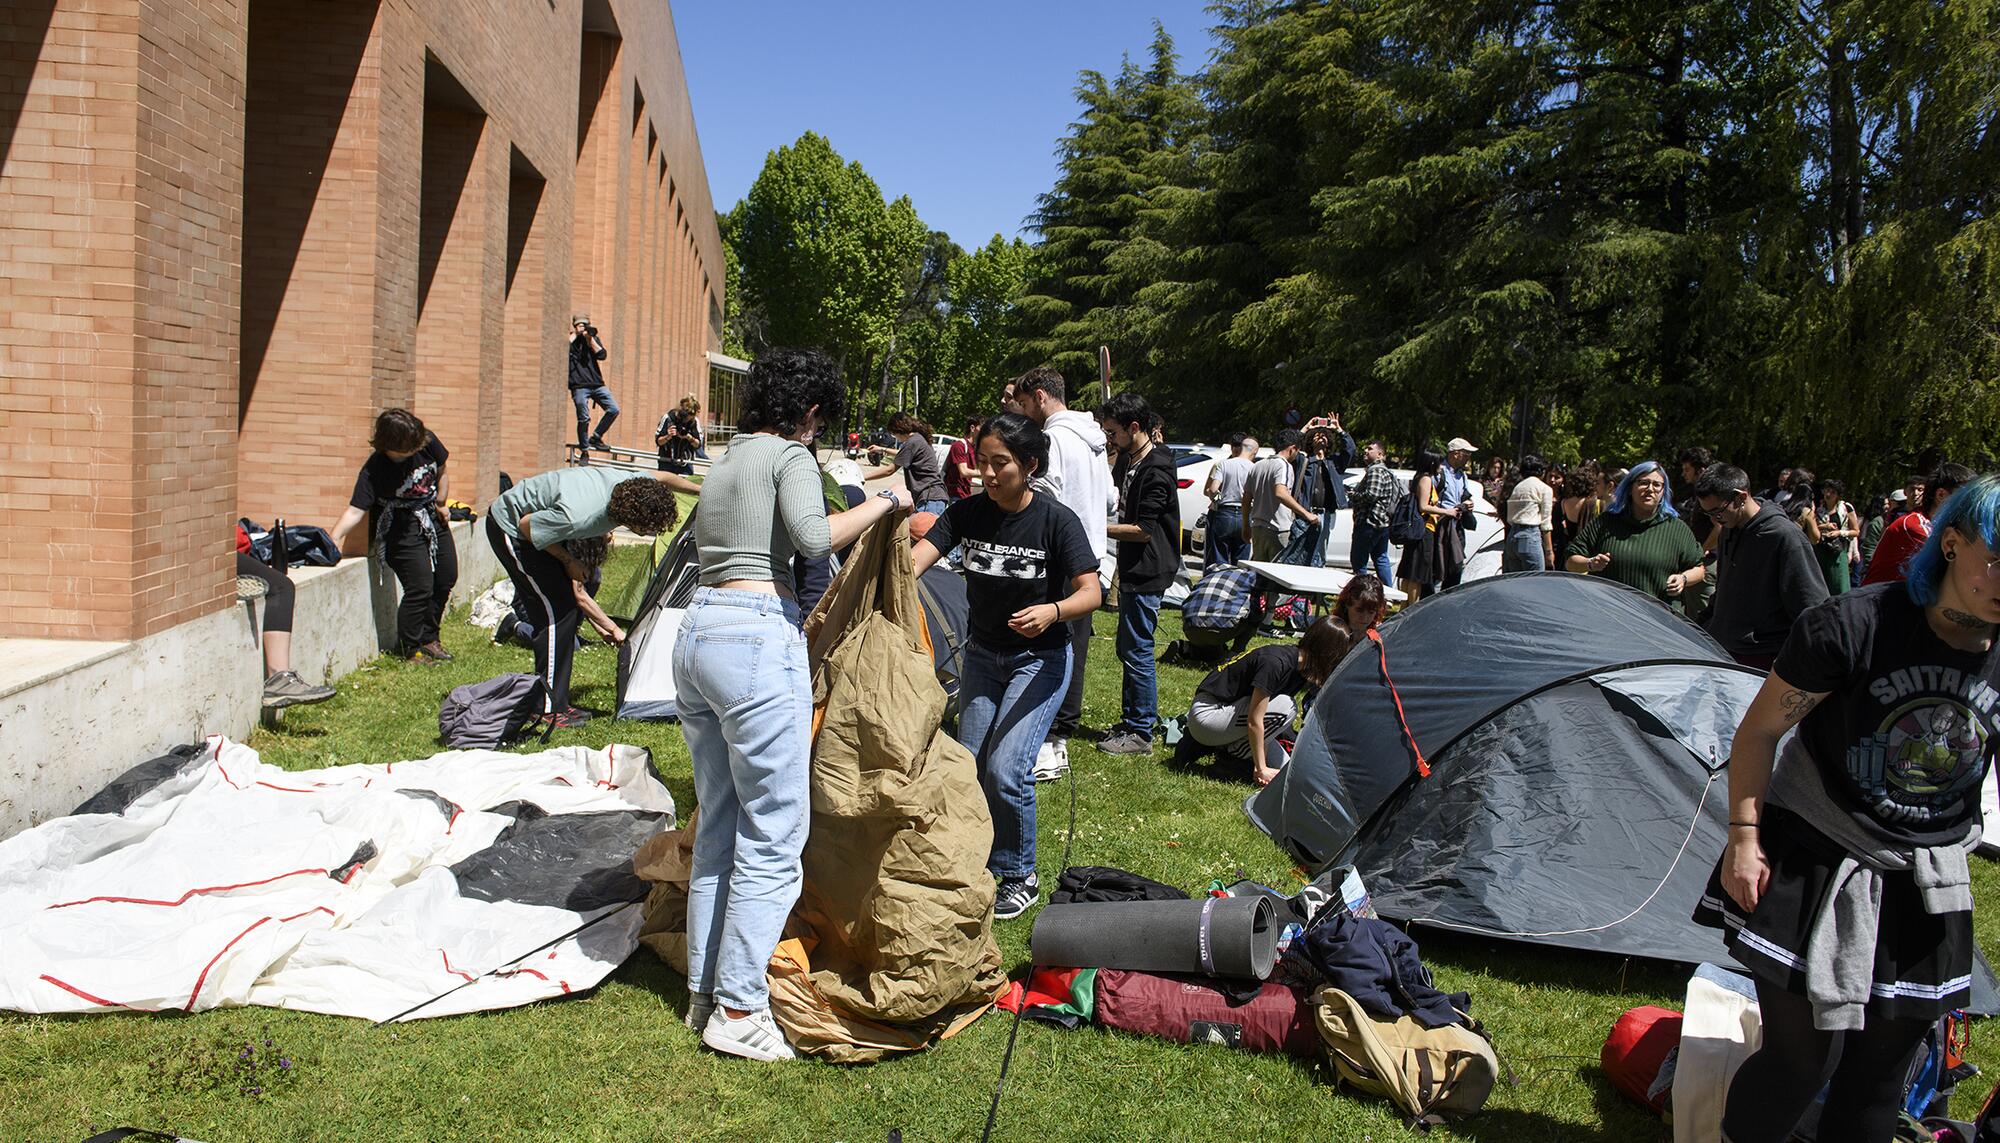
[672,348,910,1062]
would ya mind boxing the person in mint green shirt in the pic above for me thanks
[485,465,691,725]
[1564,460,1708,612]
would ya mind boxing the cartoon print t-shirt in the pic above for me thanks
[350,436,448,513]
[1774,582,2000,846]
[919,492,1096,653]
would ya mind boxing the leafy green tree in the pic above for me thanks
[731,132,927,429]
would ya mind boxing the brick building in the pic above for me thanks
[0,0,724,833]
[1,0,724,643]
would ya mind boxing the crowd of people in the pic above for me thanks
[285,333,1994,1137]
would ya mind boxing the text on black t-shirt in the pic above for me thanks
[920,493,1097,651]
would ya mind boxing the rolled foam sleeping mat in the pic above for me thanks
[1030,895,1278,980]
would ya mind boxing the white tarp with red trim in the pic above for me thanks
[0,738,673,1021]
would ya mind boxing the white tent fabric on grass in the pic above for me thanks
[0,737,672,1022]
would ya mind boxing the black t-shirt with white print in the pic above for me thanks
[350,437,447,514]
[1773,582,2000,846]
[921,492,1097,652]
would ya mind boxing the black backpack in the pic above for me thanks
[1388,479,1427,546]
[439,673,550,749]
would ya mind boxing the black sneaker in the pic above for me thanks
[993,874,1039,921]
[588,436,611,452]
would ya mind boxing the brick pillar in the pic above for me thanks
[413,99,501,505]
[238,0,383,532]
[0,0,246,641]
[501,163,549,490]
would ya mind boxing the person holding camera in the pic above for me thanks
[568,313,618,453]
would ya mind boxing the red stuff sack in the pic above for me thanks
[1094,969,1318,1057]
[1602,1005,1683,1115]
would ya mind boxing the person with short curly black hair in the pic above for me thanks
[677,346,913,1061]
[485,464,692,727]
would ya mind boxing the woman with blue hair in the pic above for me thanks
[1693,474,2000,1142]
[1562,460,1707,610]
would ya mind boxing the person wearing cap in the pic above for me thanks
[1437,436,1480,588]
[568,313,617,452]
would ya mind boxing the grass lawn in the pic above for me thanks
[4,547,1998,1141]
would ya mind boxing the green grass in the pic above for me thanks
[4,548,1998,1141]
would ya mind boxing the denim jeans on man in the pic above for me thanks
[1349,521,1394,581]
[956,642,1070,880]
[1204,505,1247,568]
[672,588,810,1012]
[1115,591,1164,736]
[571,384,620,446]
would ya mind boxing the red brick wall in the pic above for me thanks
[1,0,722,640]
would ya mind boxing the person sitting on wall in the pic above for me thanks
[233,523,335,709]
[329,409,459,665]
[1176,616,1348,787]
[485,466,683,728]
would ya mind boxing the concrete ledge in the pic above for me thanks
[0,520,503,839]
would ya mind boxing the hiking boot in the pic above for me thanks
[993,874,1040,921]
[262,671,334,709]
[1097,730,1154,756]
[418,641,453,662]
[408,644,447,666]
[538,706,593,729]
[588,436,611,453]
[685,993,715,1032]
[1032,739,1070,782]
[701,1007,795,1061]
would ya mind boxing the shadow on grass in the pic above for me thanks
[1404,925,1688,999]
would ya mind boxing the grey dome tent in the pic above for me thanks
[1246,572,1764,964]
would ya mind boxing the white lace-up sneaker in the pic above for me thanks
[701,1007,796,1061]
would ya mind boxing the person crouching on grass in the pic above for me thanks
[484,467,686,728]
[912,412,1101,921]
[1180,614,1349,787]
[1693,474,2000,1143]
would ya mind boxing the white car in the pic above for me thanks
[1170,443,1275,554]
[1188,467,1502,577]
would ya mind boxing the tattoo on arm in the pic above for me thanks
[1941,606,1993,631]
[1777,687,1822,726]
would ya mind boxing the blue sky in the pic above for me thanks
[674,1,1219,247]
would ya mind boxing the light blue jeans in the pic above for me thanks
[672,587,810,1011]
[956,642,1071,880]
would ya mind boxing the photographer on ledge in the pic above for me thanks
[568,313,618,453]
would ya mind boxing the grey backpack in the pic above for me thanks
[438,673,549,749]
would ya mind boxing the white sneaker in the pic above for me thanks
[701,1007,796,1061]
[1032,738,1070,782]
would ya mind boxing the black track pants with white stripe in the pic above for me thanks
[486,515,580,713]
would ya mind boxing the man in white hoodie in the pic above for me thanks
[1012,367,1113,781]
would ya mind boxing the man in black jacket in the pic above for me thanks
[1694,463,1830,669]
[1096,392,1181,755]
[568,313,617,451]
